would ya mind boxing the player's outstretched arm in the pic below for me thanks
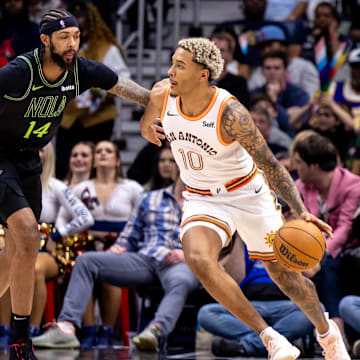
[221,100,333,237]
[139,80,169,146]
[108,76,150,107]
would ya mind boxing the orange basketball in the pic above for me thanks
[273,219,326,271]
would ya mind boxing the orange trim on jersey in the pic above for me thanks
[176,86,220,121]
[225,164,258,192]
[185,186,213,196]
[185,164,257,196]
[181,215,232,239]
[159,87,171,123]
[248,250,276,261]
[216,96,237,146]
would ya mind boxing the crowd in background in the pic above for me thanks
[1,0,360,357]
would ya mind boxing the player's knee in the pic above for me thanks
[15,226,40,259]
[186,252,213,278]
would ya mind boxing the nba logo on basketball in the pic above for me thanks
[59,19,66,28]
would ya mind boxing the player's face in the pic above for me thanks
[168,47,208,96]
[70,144,93,175]
[94,141,119,169]
[293,152,313,184]
[49,27,80,71]
[158,149,176,181]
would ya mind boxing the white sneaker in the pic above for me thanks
[260,327,300,360]
[32,323,80,349]
[317,313,350,360]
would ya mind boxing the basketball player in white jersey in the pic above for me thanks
[140,38,350,360]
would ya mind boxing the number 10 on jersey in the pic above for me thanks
[179,148,203,170]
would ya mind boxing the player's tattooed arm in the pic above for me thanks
[221,100,307,216]
[108,76,150,107]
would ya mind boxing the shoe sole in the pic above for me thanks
[33,340,80,349]
[132,337,158,352]
[273,347,301,360]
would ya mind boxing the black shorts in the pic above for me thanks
[0,151,42,226]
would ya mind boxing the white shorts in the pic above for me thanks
[179,172,284,261]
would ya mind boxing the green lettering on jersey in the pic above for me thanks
[24,95,67,118]
[52,95,67,117]
[24,97,44,118]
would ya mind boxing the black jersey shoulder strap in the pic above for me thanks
[3,54,34,102]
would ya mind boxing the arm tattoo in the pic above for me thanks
[108,77,150,107]
[222,101,306,215]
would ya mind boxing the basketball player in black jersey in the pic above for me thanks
[0,9,150,359]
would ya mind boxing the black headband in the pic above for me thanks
[40,16,79,35]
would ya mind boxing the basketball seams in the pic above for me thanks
[280,226,325,252]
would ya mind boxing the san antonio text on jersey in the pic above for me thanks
[0,48,118,152]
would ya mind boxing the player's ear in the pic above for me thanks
[199,68,210,82]
[40,34,50,47]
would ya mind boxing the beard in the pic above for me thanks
[50,42,77,72]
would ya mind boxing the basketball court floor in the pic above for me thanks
[0,347,324,359]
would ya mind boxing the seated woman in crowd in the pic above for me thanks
[0,143,94,346]
[63,141,95,189]
[57,140,144,347]
[144,144,176,192]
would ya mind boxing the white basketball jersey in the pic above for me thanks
[160,86,254,189]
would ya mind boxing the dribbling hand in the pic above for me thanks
[299,212,333,239]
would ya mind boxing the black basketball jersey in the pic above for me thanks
[0,48,118,152]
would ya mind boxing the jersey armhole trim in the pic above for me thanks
[3,56,33,101]
[216,95,237,146]
[74,59,79,96]
[159,87,171,123]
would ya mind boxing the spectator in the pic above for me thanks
[28,0,65,24]
[250,93,295,137]
[248,24,320,98]
[198,247,314,357]
[328,48,360,124]
[293,133,360,344]
[252,51,310,118]
[55,140,144,347]
[327,48,360,174]
[0,0,41,68]
[214,0,268,77]
[63,141,95,188]
[339,296,360,357]
[251,106,291,156]
[32,168,200,353]
[301,2,343,65]
[210,31,250,107]
[289,93,355,164]
[55,1,130,179]
[264,0,308,21]
[144,145,177,192]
